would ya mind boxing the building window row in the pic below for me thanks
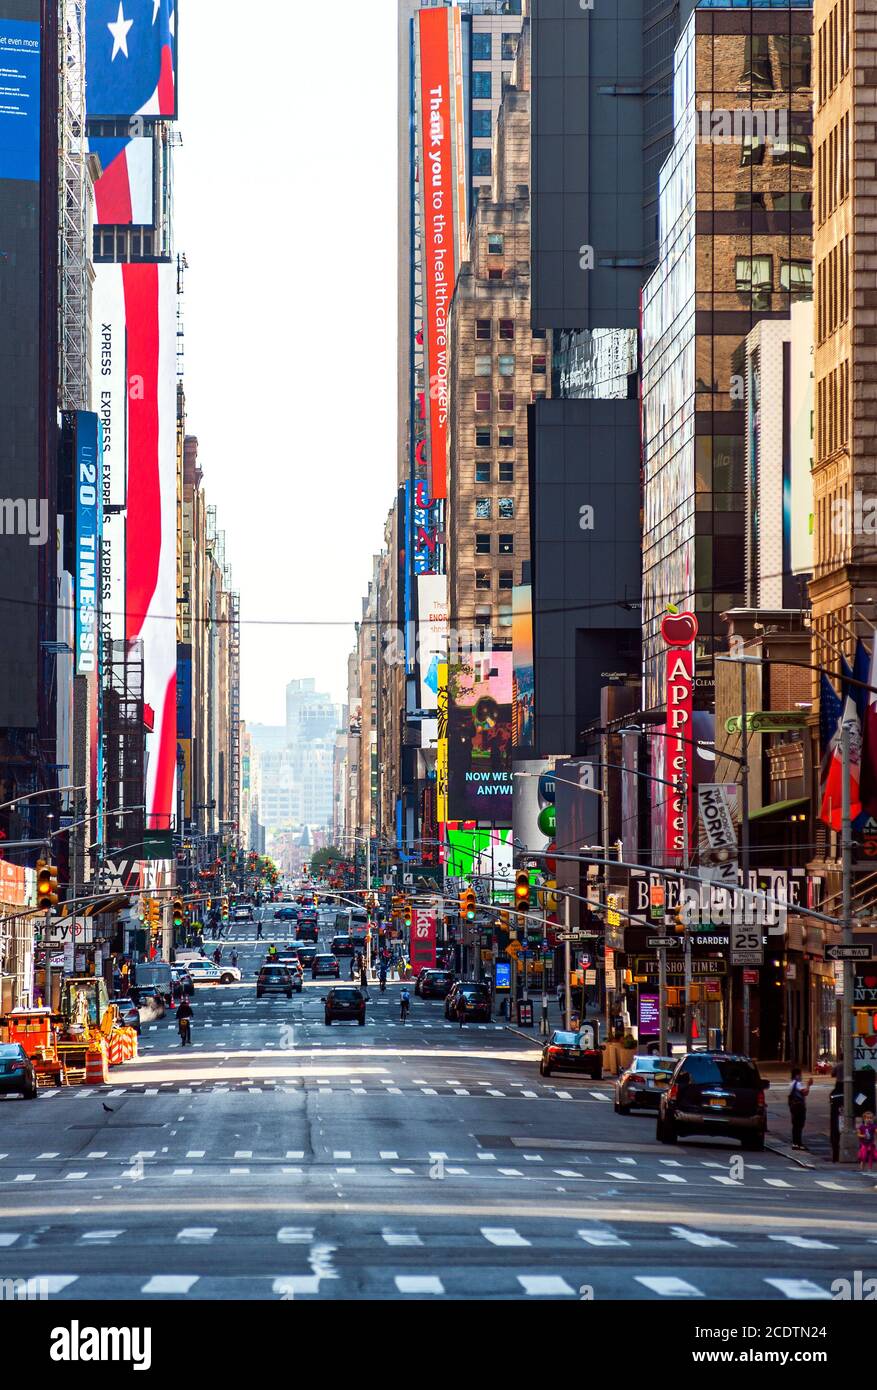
[476,570,514,591]
[475,533,515,556]
[475,427,515,448]
[739,34,811,93]
[817,237,849,344]
[476,461,515,483]
[817,0,850,106]
[475,497,515,520]
[817,359,849,462]
[475,390,515,413]
[741,134,812,169]
[735,255,813,307]
[476,318,516,340]
[817,112,850,224]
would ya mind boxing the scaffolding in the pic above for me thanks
[228,591,241,831]
[103,640,146,854]
[59,0,89,411]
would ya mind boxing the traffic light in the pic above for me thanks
[607,893,621,928]
[669,902,684,933]
[172,897,184,931]
[144,898,160,931]
[460,888,477,922]
[514,870,530,916]
[403,897,412,929]
[497,909,510,933]
[36,859,58,910]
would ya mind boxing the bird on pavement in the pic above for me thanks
[102,1103,114,1113]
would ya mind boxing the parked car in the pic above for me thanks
[539,1029,604,1080]
[331,934,355,957]
[656,1052,769,1151]
[312,953,340,979]
[416,969,455,999]
[110,997,142,1035]
[444,981,491,1022]
[186,959,242,986]
[256,965,295,999]
[323,987,366,1026]
[614,1055,675,1112]
[0,1043,37,1099]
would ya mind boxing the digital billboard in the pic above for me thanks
[512,584,534,749]
[416,573,448,713]
[123,261,177,831]
[89,133,155,226]
[0,3,41,727]
[85,0,177,121]
[417,6,465,501]
[74,413,103,677]
[447,653,513,823]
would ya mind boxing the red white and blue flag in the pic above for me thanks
[859,632,877,819]
[820,671,861,832]
[86,0,177,122]
[89,135,154,225]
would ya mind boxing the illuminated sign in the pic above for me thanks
[661,612,697,861]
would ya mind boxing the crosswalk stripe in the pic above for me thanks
[636,1276,704,1297]
[518,1276,575,1296]
[765,1278,833,1300]
[658,1173,687,1183]
[382,1229,423,1246]
[578,1230,628,1247]
[764,1179,791,1188]
[482,1228,530,1247]
[277,1228,314,1243]
[141,1275,199,1294]
[769,1235,838,1250]
[0,1234,21,1246]
[606,1171,638,1182]
[670,1227,733,1248]
[395,1275,444,1295]
[176,1228,216,1242]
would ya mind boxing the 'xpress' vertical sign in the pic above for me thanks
[75,413,103,674]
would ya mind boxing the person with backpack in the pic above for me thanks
[400,987,410,1022]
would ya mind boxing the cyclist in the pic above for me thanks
[379,963,387,993]
[177,997,193,1047]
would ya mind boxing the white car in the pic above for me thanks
[186,959,242,986]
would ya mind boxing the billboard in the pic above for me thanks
[661,612,697,862]
[447,653,513,823]
[416,573,448,713]
[436,660,448,823]
[85,0,177,121]
[513,757,561,855]
[93,264,129,510]
[0,3,41,727]
[123,261,177,831]
[74,413,103,677]
[417,6,465,501]
[512,585,534,749]
[89,133,155,226]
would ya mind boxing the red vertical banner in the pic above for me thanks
[418,7,456,501]
[661,613,698,862]
[411,907,437,976]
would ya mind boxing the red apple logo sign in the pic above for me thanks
[660,611,698,647]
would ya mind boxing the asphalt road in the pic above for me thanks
[1,906,874,1301]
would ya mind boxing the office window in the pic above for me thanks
[741,34,773,89]
[475,534,491,555]
[499,318,514,340]
[498,604,513,630]
[488,268,503,280]
[772,190,812,211]
[532,328,546,339]
[472,108,492,140]
[498,533,514,555]
[473,71,492,100]
[475,355,492,376]
[476,570,491,590]
[475,391,492,413]
[498,391,514,411]
[740,135,766,168]
[475,497,492,520]
[736,255,773,292]
[498,426,514,448]
[773,136,812,168]
[498,497,514,519]
[499,571,514,591]
[532,355,547,375]
[472,31,492,60]
[498,354,515,376]
[488,232,504,255]
[475,461,491,483]
[476,319,492,340]
[475,428,491,448]
[475,604,492,624]
[501,31,518,60]
[781,259,813,295]
[499,460,514,483]
[777,34,812,89]
[472,148,492,178]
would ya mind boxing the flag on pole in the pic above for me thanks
[859,632,877,818]
[820,671,861,832]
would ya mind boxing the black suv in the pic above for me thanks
[656,1052,769,1151]
[331,934,355,957]
[416,969,455,999]
[324,987,366,1026]
[445,981,491,1022]
[256,965,295,1000]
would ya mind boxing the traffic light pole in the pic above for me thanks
[563,893,572,1031]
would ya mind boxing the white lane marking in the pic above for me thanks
[87,1152,107,1159]
[0,1234,21,1246]
[577,1230,629,1247]
[522,1155,544,1162]
[554,1169,583,1179]
[229,1167,250,1176]
[176,1228,216,1242]
[454,1089,470,1096]
[615,1157,637,1165]
[764,1178,792,1188]
[606,1171,638,1182]
[395,1275,444,1295]
[234,1150,253,1159]
[518,1276,575,1296]
[428,1152,448,1160]
[173,1168,194,1176]
[659,1173,687,1183]
[286,1151,304,1160]
[481,1228,530,1247]
[333,1151,352,1160]
[141,1275,200,1294]
[382,1230,423,1247]
[379,1151,398,1160]
[670,1227,734,1248]
[80,1230,123,1242]
[769,1235,838,1250]
[765,1278,833,1300]
[14,1174,35,1183]
[391,1167,415,1175]
[554,1091,573,1100]
[477,1153,496,1161]
[635,1276,704,1297]
[710,1176,742,1187]
[186,1151,205,1159]
[498,1168,524,1177]
[40,1276,79,1294]
[37,1152,59,1159]
[659,1159,681,1167]
[277,1227,314,1243]
[522,1091,538,1098]
[816,1180,854,1191]
[446,1166,468,1175]
[590,1092,610,1101]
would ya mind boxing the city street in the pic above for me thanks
[0,912,873,1302]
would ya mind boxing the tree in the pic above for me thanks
[310,847,345,873]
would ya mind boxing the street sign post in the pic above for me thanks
[730,923,764,967]
[647,936,681,949]
[827,944,873,961]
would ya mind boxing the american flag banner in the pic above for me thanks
[121,261,177,831]
[89,134,154,225]
[86,0,177,121]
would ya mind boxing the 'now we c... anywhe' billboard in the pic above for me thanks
[417,5,466,502]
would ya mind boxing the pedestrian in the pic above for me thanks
[857,1110,876,1171]
[360,963,368,991]
[231,949,238,970]
[400,987,410,1023]
[213,946,221,966]
[256,920,263,940]
[788,1066,812,1150]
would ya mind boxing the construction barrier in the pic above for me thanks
[85,1042,109,1084]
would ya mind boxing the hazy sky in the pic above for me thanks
[174,0,397,723]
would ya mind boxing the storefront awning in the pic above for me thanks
[749,797,808,821]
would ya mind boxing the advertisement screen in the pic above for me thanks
[447,653,513,823]
[86,0,177,121]
[74,413,104,677]
[92,264,129,511]
[512,584,534,748]
[123,262,177,831]
[410,907,437,976]
[90,134,155,226]
[0,4,41,727]
[416,574,448,713]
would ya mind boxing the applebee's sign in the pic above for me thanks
[662,611,697,861]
